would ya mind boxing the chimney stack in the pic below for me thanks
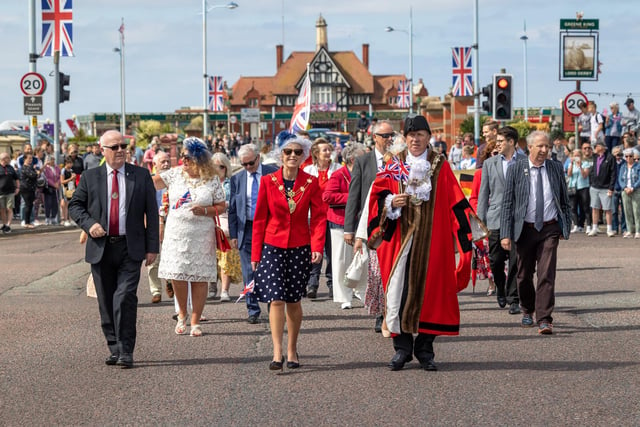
[276,44,283,70]
[362,44,369,69]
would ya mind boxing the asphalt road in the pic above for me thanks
[1,229,639,426]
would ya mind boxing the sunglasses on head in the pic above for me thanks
[241,156,258,167]
[283,148,304,156]
[103,143,128,151]
[375,132,394,139]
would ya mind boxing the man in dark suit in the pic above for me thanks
[477,126,526,314]
[500,131,571,335]
[344,120,393,332]
[228,144,278,324]
[69,130,159,368]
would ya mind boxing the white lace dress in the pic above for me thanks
[158,168,226,282]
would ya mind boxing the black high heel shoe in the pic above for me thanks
[269,356,284,371]
[287,352,300,369]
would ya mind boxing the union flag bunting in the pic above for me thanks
[397,80,410,109]
[208,76,224,112]
[289,73,311,133]
[40,0,74,57]
[452,47,473,97]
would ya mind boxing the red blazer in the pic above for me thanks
[322,165,350,226]
[468,168,482,212]
[252,168,327,262]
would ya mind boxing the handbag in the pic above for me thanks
[65,188,75,199]
[36,174,47,189]
[344,246,369,289]
[214,211,231,252]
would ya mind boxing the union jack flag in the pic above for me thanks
[235,279,255,303]
[452,47,473,97]
[208,76,224,111]
[397,80,410,109]
[40,0,74,57]
[173,190,192,210]
[377,158,410,182]
[289,73,311,133]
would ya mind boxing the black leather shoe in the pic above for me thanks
[388,351,413,371]
[508,302,521,315]
[269,356,284,372]
[287,352,300,369]
[105,354,119,366]
[497,296,507,308]
[116,353,133,369]
[247,315,260,324]
[374,315,383,333]
[418,358,438,371]
[307,288,317,299]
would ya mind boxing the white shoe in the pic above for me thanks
[623,232,632,238]
[63,220,72,227]
[585,226,591,234]
[220,290,230,302]
[33,220,41,227]
[587,228,598,236]
[570,225,579,233]
[21,221,26,227]
[341,302,352,310]
[607,230,616,237]
[635,233,640,239]
[353,291,363,302]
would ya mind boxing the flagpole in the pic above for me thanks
[119,18,126,135]
[28,0,38,149]
[409,6,414,115]
[473,0,480,147]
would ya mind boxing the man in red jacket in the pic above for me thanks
[368,115,473,371]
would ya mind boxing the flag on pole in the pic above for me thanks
[208,76,224,112]
[66,118,78,136]
[172,191,192,210]
[289,73,311,133]
[451,47,473,97]
[118,19,124,45]
[397,80,410,109]
[234,279,255,303]
[40,0,74,57]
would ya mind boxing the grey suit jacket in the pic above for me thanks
[69,163,159,264]
[344,150,378,234]
[500,158,572,243]
[477,152,526,230]
[228,163,278,248]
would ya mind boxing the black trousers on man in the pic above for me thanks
[90,239,142,356]
[488,229,519,304]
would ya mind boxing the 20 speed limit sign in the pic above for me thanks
[564,91,588,117]
[20,72,46,96]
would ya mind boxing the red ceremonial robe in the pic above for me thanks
[367,151,472,336]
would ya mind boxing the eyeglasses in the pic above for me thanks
[103,143,128,151]
[625,155,634,158]
[181,153,192,161]
[241,156,259,167]
[215,164,226,169]
[375,132,394,139]
[282,148,304,156]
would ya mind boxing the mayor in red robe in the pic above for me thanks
[367,115,473,371]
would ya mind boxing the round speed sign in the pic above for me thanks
[20,72,47,96]
[564,91,588,117]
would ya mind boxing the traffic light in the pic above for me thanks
[59,72,70,103]
[492,73,512,120]
[481,83,493,115]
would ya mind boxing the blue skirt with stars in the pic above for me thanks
[255,243,311,303]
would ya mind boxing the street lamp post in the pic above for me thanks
[202,1,238,140]
[385,6,414,114]
[520,20,529,122]
[113,27,126,135]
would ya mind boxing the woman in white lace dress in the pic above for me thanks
[153,137,226,336]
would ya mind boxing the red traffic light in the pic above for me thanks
[497,77,509,89]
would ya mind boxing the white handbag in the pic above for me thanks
[344,247,369,289]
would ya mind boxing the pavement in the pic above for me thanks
[0,229,639,426]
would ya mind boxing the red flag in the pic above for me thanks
[65,118,78,136]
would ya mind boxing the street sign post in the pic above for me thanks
[23,96,43,116]
[564,91,588,117]
[20,72,46,96]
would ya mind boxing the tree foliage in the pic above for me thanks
[135,120,164,147]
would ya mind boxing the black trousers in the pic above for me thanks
[488,229,519,304]
[91,239,142,355]
[308,222,332,290]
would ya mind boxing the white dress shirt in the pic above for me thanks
[524,160,558,224]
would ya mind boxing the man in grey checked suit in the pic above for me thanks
[477,126,525,315]
[229,144,278,324]
[344,120,393,332]
[500,131,571,335]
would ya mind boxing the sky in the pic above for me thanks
[1,0,637,127]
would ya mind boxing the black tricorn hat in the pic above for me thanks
[403,115,431,136]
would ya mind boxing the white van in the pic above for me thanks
[0,120,30,131]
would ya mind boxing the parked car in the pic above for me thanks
[307,128,352,146]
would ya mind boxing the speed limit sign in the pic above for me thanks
[564,91,588,117]
[20,72,46,96]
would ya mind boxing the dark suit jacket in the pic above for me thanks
[228,163,278,248]
[69,163,159,264]
[500,158,571,243]
[344,150,379,234]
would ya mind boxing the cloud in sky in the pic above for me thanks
[0,0,636,125]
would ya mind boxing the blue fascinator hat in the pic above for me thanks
[182,137,211,164]
[274,130,311,161]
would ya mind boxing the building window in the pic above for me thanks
[313,86,334,104]
[249,98,258,107]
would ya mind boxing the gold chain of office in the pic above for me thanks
[271,175,313,214]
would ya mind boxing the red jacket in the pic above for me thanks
[251,168,327,262]
[322,165,351,226]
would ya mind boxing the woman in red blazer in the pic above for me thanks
[251,131,326,371]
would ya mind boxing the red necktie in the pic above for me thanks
[109,170,119,236]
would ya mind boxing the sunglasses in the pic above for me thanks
[181,153,192,161]
[215,164,226,169]
[103,143,128,151]
[241,156,259,167]
[375,132,394,139]
[625,155,634,158]
[283,148,304,156]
